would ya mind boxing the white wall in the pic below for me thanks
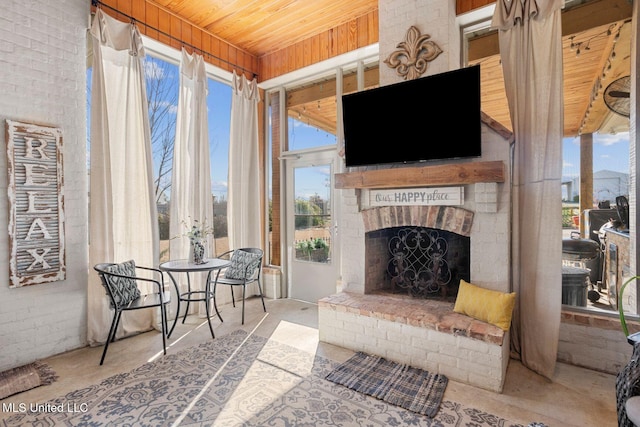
[0,0,89,371]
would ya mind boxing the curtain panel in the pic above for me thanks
[88,9,160,345]
[169,49,213,316]
[492,0,564,379]
[228,72,262,250]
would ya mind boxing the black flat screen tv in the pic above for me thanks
[342,65,481,167]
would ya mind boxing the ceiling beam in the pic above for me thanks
[286,68,379,107]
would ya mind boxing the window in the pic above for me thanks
[87,50,232,264]
[266,92,280,266]
[265,61,379,267]
[286,76,338,152]
[142,54,232,262]
[143,56,179,261]
[207,79,232,256]
[562,135,630,315]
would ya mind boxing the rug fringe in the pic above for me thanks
[0,361,57,399]
[33,361,58,385]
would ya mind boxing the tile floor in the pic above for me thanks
[0,297,620,426]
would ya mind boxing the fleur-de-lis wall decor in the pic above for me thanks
[384,26,443,80]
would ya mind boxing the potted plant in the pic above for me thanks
[173,218,214,265]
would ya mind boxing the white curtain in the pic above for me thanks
[492,0,564,378]
[228,71,261,250]
[169,48,213,315]
[88,9,159,345]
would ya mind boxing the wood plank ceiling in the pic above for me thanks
[468,0,632,138]
[145,0,631,138]
[151,0,378,58]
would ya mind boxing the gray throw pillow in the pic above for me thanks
[225,250,261,280]
[103,260,141,308]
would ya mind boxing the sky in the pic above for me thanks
[146,57,232,202]
[562,132,630,178]
[287,119,335,201]
[206,79,232,201]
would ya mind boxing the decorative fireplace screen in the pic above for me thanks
[387,227,455,298]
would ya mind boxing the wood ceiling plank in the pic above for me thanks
[132,0,146,22]
[169,14,182,50]
[191,26,202,52]
[311,34,320,64]
[116,0,133,15]
[144,3,160,39]
[358,15,369,47]
[157,7,172,46]
[168,0,379,57]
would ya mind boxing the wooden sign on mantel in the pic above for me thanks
[366,186,464,207]
[334,160,505,189]
[6,120,65,288]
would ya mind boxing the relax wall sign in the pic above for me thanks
[6,120,65,287]
[367,186,464,207]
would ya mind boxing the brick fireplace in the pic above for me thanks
[319,123,513,392]
[316,0,516,392]
[338,167,511,296]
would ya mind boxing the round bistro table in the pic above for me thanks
[159,258,230,339]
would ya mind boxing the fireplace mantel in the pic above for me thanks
[334,160,505,189]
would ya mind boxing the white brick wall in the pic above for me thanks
[0,0,89,371]
[319,305,509,392]
[558,319,633,374]
[379,0,459,86]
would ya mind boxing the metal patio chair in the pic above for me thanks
[94,260,170,365]
[211,248,266,325]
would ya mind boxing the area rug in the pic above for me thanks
[0,362,57,400]
[325,351,448,417]
[1,330,529,427]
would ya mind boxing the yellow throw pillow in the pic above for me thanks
[453,279,516,331]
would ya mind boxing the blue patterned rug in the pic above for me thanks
[326,351,448,417]
[1,330,531,426]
